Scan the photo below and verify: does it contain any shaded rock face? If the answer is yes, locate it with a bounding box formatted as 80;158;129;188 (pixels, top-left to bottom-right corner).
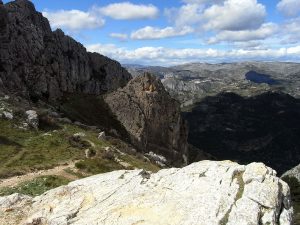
0;0;131;101
0;161;293;225
183;91;300;175
105;73;188;165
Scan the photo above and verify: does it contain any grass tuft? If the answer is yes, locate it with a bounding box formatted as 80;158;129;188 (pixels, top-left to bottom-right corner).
0;175;70;196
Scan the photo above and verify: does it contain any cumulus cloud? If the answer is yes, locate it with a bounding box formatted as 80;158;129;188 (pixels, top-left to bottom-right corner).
131;26;194;40
97;2;159;20
110;33;128;41
277;0;300;17
208;23;278;44
203;0;266;31
86;43;300;65
43;10;105;31
280;17;300;44
166;0;266;34
165;3;203;27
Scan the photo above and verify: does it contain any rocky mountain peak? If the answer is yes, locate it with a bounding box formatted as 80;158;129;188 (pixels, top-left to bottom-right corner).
0;0;131;101
0;0;188;166
9;0;36;14
105;73;189;165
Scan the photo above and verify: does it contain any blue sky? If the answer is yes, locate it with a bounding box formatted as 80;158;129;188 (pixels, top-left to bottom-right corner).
4;0;300;65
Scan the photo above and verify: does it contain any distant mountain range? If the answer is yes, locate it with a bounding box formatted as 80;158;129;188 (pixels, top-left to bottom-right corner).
125;62;300;107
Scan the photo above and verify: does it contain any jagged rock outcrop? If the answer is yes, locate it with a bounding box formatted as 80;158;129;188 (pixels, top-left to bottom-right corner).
104;73;188;165
0;161;293;225
0;0;131;101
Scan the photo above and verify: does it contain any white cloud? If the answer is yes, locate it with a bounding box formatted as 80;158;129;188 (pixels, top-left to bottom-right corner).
203;0;266;31
182;0;224;4
110;33;128;41
165;0;266;34
97;2;159;20
131;26;194;40
280;17;300;44
43;10;105;31
277;0;300;17
208;23;278;43
287;45;300;54
233;41;263;49
165;3;203;27
86;43;300;65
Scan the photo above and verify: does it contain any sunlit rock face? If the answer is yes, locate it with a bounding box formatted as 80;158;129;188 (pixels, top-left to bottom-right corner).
0;161;293;225
105;73;188;165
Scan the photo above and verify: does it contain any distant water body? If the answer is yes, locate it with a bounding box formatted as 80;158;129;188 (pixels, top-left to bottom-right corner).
245;71;279;85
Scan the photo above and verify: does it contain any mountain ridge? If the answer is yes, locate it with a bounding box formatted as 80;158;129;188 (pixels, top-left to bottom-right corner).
125;61;300;107
0;0;131;102
0;0;189;166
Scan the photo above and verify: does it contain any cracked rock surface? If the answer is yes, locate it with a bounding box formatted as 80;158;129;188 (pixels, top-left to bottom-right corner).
0;161;293;225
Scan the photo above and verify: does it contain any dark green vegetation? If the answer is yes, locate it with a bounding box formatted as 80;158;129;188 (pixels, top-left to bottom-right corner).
282;176;300;224
183;91;300;175
0;175;70;196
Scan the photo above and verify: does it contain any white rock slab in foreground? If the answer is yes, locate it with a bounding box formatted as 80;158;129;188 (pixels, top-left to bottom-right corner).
0;161;293;225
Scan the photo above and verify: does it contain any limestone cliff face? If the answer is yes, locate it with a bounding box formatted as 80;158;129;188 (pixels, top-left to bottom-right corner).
104;73;188;165
0;0;131;101
0;161;293;225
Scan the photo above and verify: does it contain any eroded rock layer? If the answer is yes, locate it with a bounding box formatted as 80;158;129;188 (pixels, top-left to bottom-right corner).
0;161;293;225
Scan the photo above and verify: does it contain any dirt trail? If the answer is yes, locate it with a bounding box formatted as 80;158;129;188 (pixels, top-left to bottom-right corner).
0;161;80;188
